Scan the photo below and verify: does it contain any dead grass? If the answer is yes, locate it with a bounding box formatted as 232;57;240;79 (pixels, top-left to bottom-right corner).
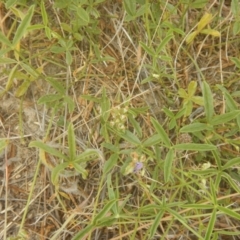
1;0;240;239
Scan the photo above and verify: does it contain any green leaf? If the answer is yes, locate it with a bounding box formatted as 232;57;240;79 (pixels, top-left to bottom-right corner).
173;143;216;151
68;123;76;161
123;0;136;16
5;0;18;9
53;0;69;9
149;209;165;238
202;81;214;122
66;51;72;66
5;64;18;92
178;88;188;98
20;62;40;78
64;96;75;113
183;101;193;117
50;46;65;53
80;95;100;102
182;204;213;209
102;142;119;153
186;31;198;44
222;157;240;170
77;7;90;23
217;84;238;110
72;224;94;240
180;123;213;132
119;130;141;145
51;162;70;185
197;13;213;32
40;0;48;26
128;114;142;138
0;31;12;47
188;81;197;97
191;96;204;105
27;24;45;31
205;208;217;240
15;80;31;97
29;141;68;161
233;21;240;35
74;149;102;164
151;117;171;147
46;77;65;94
12;5;35;46
189;0;208;9
72;162;88;179
162;107;174;118
37;94;63;104
93;199;117;224
139;42;155;56
221;172;240;193
200;29;220;37
142;134;162;147
164;149;174;183
168;208;203;239
210;110;240;125
231;0;239;16
95;217;116;227
230;57;240;69
156;33;173;54
103;153;119;175
218;206;240;221
0;57;16;64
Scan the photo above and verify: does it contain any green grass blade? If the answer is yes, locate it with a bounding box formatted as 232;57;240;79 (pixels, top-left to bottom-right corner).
51;162;70;185
0;31;12;47
180;123;213;132
149;209;165;238
119;130;141;145
123;0;136;16
103;153;119;175
74;149;101;163
128;114;142;138
151;117;171;147
156;33;173;54
164;149;174;183
37;94;63;104
40;0;48;26
218;206;240;220
29;141;68;161
142;134;162;147
93;199;117;224
68;123;76;161
173;143;216;151
72;224;94;240
12;5;35;46
46;77;65;94
202;81;214;122
222;157;240;170
205;208;217;240
210;110;240;125
15;79;31;97
168;208;204;239
72;162;88;179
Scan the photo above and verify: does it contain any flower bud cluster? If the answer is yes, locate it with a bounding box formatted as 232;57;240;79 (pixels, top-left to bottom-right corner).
109;106;129;131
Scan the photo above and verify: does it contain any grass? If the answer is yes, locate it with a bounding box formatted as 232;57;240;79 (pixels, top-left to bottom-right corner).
0;0;240;239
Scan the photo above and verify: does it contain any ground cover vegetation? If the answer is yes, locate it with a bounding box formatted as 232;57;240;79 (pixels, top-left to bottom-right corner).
0;0;240;239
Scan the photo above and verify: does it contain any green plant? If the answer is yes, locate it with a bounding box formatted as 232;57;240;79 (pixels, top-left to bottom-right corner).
178;81;204;117
185;12;220;44
29;123;102;187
